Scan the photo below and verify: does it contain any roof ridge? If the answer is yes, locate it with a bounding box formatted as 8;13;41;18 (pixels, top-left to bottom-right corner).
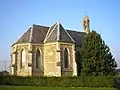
14;27;31;45
44;23;56;43
33;24;49;28
59;24;75;42
29;25;34;43
44;23;57;43
32;24;83;33
57;22;60;41
64;29;75;42
66;29;84;33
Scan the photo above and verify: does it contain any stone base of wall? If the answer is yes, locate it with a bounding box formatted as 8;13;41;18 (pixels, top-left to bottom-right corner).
17;69;30;76
32;72;44;76
32;69;44;76
61;70;73;76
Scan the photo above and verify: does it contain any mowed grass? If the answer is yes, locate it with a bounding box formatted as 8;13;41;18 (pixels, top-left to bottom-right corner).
0;86;115;90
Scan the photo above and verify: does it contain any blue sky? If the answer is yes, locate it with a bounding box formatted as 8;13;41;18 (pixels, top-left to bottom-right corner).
0;0;120;70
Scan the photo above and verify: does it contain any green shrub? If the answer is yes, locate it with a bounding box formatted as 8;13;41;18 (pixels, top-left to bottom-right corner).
0;75;119;87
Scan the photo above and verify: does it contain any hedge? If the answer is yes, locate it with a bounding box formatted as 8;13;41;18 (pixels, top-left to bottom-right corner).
0;75;119;87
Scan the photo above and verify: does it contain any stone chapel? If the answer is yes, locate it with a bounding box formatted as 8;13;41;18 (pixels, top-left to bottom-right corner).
10;16;90;76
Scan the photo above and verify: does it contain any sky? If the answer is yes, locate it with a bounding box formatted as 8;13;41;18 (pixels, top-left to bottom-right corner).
0;0;120;70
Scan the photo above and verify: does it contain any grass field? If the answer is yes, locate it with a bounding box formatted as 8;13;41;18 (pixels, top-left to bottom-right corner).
0;86;115;90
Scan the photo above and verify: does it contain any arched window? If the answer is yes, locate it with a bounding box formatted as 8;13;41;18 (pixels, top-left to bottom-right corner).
36;49;40;69
20;49;26;69
64;48;68;68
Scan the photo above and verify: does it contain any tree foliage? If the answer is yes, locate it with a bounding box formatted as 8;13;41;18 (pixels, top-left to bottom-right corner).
81;30;117;76
75;51;82;76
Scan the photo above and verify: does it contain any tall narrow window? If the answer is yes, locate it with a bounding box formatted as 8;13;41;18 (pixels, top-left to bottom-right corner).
20;49;26;69
12;54;15;64
36;49;40;69
64;48;68;68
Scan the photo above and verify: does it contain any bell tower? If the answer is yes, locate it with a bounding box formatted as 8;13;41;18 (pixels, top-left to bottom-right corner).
82;15;90;34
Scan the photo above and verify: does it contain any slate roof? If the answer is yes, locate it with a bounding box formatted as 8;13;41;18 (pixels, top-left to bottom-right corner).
30;25;49;43
13;23;84;46
67;30;84;46
15;27;31;44
44;23;75;43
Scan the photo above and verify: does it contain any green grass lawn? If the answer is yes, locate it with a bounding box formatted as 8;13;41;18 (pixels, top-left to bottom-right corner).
0;86;115;90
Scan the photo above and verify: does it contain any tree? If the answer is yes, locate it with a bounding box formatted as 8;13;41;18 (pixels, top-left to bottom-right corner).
81;30;117;76
75;51;82;76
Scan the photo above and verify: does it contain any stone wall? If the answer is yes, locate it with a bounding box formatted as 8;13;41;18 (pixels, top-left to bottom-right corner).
10;43;31;76
10;42;77;77
44;42;61;76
